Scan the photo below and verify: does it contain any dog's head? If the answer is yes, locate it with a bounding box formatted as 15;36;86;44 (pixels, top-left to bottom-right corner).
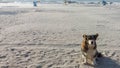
83;33;99;48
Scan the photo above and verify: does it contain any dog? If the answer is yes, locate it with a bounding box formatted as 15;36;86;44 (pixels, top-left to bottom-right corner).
81;33;102;66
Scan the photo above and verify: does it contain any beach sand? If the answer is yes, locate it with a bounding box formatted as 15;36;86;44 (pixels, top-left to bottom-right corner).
0;4;120;68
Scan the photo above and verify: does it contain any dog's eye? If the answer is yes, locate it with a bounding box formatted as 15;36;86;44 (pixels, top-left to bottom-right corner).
93;36;97;39
87;36;92;40
92;36;95;39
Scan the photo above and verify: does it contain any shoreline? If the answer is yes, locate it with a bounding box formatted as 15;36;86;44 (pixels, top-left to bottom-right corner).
0;2;120;8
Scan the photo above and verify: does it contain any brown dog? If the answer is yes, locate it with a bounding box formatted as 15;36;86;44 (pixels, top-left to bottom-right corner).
81;33;102;66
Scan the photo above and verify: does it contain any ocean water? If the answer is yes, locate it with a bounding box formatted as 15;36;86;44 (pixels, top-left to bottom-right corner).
0;0;120;3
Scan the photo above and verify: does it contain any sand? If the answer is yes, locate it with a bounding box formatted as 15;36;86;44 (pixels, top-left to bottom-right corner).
0;4;120;68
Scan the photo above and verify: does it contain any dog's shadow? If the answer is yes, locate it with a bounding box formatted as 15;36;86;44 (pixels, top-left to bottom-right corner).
95;57;120;68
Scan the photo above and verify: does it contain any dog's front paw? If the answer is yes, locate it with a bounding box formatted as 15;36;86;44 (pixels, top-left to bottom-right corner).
82;61;88;65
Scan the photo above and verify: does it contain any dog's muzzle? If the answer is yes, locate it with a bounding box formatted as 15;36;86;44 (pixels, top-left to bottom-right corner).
88;40;96;45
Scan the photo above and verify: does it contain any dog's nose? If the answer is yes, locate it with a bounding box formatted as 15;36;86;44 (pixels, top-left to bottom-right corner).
91;41;94;44
88;40;95;45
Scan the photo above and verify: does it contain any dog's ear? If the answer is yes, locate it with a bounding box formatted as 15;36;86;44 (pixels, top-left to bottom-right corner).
95;33;99;39
83;34;87;39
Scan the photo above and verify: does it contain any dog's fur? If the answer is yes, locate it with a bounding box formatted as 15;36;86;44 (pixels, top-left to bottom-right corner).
81;33;102;66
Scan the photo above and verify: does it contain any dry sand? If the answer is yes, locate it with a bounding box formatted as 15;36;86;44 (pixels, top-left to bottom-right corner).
0;4;120;68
